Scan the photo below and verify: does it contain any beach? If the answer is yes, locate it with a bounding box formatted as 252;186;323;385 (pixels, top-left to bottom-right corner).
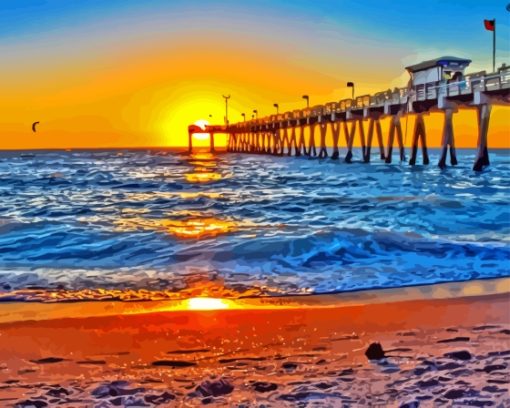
1;279;509;407
0;150;509;406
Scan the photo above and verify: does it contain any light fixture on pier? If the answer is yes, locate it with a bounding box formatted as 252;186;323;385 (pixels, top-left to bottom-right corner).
241;113;246;122
273;103;279;114
222;95;231;126
347;82;355;99
302;95;309;108
253;109;258;119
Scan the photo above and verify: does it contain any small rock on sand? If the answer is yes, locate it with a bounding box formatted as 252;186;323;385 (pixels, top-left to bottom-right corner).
195;378;234;397
252;382;278;393
444;350;472;360
365;343;386;360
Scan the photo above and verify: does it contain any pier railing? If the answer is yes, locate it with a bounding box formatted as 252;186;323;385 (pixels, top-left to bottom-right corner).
188;66;509;171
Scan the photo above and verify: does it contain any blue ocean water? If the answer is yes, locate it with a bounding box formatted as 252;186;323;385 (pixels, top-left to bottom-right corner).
0;149;508;301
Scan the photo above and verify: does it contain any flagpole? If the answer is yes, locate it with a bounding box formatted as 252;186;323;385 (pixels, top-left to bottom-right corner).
493;19;496;72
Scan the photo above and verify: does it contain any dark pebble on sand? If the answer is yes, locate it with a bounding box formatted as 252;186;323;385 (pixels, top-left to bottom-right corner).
145;391;175;404
499;329;510;335
218;357;265;364
487;378;509;384
460;399;494;407
365;343;386;360
338;368;354;376
15;400;48;408
487;350;510;357
444;389;466;399
151;360;196;368
417;378;439;388
29;357;65;364
483;364;506;373
437;337;470;343
201;397;214;404
438;362;462;371
46;387;70;397
282;362;298;370
482;385;507;393
444;350;471;360
195;378;233;397
399;401;420;408
473;325;499;331
314;382;335;390
277;391;343;401
92;382;144;398
252;381;278;393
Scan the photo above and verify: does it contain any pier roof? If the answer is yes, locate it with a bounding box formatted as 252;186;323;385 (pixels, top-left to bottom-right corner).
405;56;471;73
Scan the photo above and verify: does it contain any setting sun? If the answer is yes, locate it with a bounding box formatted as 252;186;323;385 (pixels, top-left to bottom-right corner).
193;119;211;141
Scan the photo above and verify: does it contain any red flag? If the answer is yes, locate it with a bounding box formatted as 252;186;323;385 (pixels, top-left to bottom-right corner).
484;19;495;31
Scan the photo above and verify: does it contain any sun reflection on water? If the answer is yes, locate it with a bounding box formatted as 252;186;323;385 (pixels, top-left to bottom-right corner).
114;216;240;239
184;172;222;183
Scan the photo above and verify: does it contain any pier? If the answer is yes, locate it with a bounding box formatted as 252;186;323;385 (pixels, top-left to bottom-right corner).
188;57;509;171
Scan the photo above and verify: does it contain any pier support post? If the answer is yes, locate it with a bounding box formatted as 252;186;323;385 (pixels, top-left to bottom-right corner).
318;124;328;158
188;131;193;153
271;130;279;156
385;113;406;163
282;128;291;155
344;120;357;163
409;113;430;165
438;108;457;169
331;122;340;159
376;119;385;160
290;127;297;156
473;104;491;171
296;126;305;156
364;117;385;162
364;118;375;163
210;133;215;153
307;125;317;157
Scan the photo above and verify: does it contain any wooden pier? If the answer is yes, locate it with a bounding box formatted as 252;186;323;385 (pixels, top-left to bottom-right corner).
188;57;509;171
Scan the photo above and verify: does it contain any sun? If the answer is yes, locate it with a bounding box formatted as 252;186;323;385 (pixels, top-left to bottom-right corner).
193;119;210;140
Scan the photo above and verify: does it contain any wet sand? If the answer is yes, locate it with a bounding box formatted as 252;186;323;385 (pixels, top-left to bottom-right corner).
0;280;509;407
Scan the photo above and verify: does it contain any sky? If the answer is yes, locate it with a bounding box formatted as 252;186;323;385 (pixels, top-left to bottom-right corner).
0;0;508;149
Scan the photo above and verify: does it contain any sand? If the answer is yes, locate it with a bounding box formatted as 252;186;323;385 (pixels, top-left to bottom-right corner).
0;279;509;407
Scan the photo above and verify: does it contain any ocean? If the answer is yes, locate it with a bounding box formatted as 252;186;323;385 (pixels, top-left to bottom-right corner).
0;148;508;302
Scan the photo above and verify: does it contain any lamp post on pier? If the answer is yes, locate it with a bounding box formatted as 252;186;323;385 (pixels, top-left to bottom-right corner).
347;82;355;99
302;95;309;108
241;113;246;122
253;109;258;119
222;94;230;126
273;103;279;114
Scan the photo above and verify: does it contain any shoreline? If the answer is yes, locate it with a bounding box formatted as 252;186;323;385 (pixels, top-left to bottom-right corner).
0;276;508;324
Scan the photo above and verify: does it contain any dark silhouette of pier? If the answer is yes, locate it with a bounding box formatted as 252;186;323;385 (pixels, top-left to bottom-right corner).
188;58;509;171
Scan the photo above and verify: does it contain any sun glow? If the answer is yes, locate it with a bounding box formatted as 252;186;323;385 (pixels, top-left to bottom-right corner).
193;119;210;141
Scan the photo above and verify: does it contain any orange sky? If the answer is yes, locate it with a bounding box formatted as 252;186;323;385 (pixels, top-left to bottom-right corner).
0;2;508;149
